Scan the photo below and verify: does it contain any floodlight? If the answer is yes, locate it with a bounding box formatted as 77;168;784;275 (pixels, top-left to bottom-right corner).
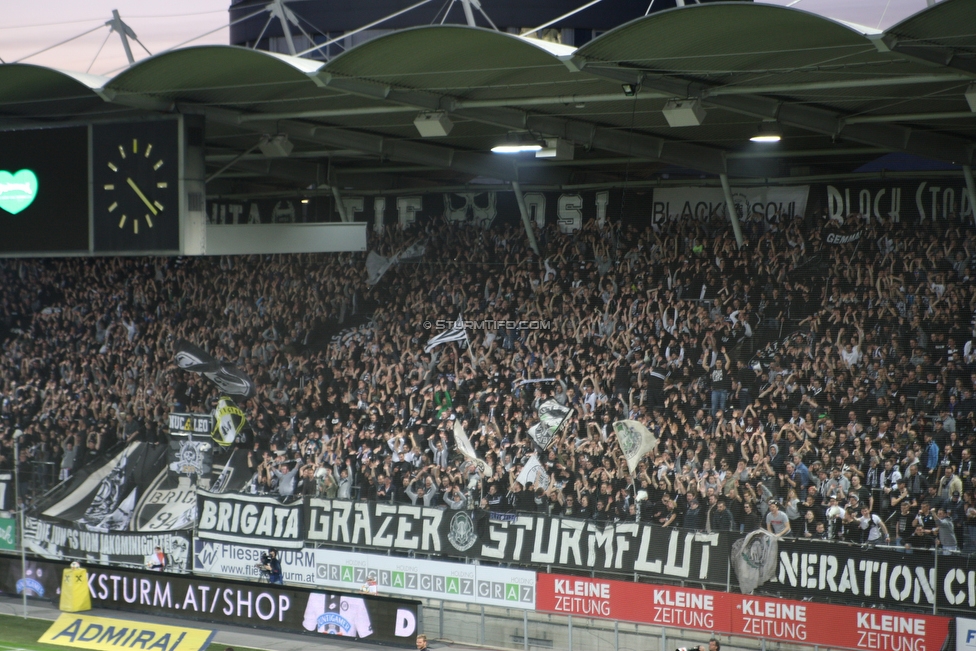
750;123;782;143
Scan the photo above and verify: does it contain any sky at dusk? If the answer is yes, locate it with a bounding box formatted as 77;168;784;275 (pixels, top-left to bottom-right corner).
1;0;936;78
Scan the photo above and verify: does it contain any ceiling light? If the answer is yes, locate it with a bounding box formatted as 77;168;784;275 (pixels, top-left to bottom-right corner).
535;138;574;160
491;144;543;154
258;134;293;158
750;123;782;143
966;83;976;113
491;132;544;154
413;111;454;137
622;84;639;97
662;99;706;127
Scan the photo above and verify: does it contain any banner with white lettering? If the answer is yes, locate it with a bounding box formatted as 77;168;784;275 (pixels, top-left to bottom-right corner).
0;554;420;647
810;179;974;224
192;540;536;609
650;186;809;229
197;491;304;550
761;538;976;615
0;471;11;511
21;516;191;570
305;499;729;584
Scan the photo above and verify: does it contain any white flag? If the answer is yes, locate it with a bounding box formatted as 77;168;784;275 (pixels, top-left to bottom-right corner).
366;241;426;286
425;315;468;353
731;529;778;594
516;454;550;490
528;400;572;449
612;419;658;474
453;421;492;478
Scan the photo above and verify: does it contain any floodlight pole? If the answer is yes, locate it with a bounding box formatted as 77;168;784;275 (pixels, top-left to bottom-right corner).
106;9;136;65
963;165;976;227
512;181;541;255
13;431;27;619
719;173;745;249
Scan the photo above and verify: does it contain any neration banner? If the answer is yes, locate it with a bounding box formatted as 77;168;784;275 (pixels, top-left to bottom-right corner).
22;516;191;570
196;491;304;550
304;498;730;585
761;538;976;615
193;540;536;609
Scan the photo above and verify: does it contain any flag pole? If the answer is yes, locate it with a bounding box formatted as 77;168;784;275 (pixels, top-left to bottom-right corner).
462;314;477;368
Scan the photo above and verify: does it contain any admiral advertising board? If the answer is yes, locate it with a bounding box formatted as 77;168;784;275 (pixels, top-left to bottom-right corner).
536;573;951;651
0;554;420;647
192;540;535;609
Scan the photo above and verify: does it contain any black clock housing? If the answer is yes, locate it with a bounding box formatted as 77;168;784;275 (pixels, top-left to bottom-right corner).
93;119;180;252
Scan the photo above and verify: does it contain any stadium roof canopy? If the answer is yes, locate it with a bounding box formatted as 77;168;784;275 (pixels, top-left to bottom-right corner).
0;0;974;199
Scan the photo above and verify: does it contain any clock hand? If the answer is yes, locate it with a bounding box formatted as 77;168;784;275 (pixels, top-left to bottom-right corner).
126;177;158;216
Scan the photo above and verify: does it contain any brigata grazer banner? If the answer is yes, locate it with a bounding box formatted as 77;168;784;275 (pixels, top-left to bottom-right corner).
192;540;536;609
304;498;730;584
536;573;951;651
196;491;304;549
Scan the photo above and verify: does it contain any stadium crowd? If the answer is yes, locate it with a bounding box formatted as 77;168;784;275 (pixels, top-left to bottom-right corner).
1;205;976;554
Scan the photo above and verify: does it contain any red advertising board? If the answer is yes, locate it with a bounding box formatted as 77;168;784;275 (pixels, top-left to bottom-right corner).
536;573;950;651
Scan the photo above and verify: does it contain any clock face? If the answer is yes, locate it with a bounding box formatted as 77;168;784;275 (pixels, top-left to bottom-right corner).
93;120;180;252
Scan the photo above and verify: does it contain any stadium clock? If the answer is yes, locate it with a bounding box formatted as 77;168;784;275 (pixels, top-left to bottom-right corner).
92;120;180;252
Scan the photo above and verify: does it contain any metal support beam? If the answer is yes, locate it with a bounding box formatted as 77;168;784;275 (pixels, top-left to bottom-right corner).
314;72;728;174
329;167;349;222
964;165;976;226
106;10;136;65
882;35;976;77
194;105;543;184
720;173;744;249
577;63;975;166
459;0;477;26
512;181;541;255
267;0;298;56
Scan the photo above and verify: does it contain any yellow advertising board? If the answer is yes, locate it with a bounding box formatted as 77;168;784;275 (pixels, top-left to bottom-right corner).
39;613;215;651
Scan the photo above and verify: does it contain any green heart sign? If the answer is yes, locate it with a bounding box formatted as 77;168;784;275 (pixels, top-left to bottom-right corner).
0;169;39;215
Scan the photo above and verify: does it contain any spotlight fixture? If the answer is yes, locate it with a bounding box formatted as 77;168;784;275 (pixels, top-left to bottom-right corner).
621;83;639;97
966;82;976;113
535;138;574;160
662;99;706;127
491;132;543;154
413;111;454;137
750;123;782;143
258;134;294;158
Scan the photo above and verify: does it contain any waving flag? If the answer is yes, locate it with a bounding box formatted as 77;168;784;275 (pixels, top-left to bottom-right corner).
175;339;256;399
613;419;658;474
425;315;468;353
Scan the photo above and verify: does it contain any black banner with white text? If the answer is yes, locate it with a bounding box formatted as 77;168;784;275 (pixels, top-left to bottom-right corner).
760;538;976;615
304;498;730;585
